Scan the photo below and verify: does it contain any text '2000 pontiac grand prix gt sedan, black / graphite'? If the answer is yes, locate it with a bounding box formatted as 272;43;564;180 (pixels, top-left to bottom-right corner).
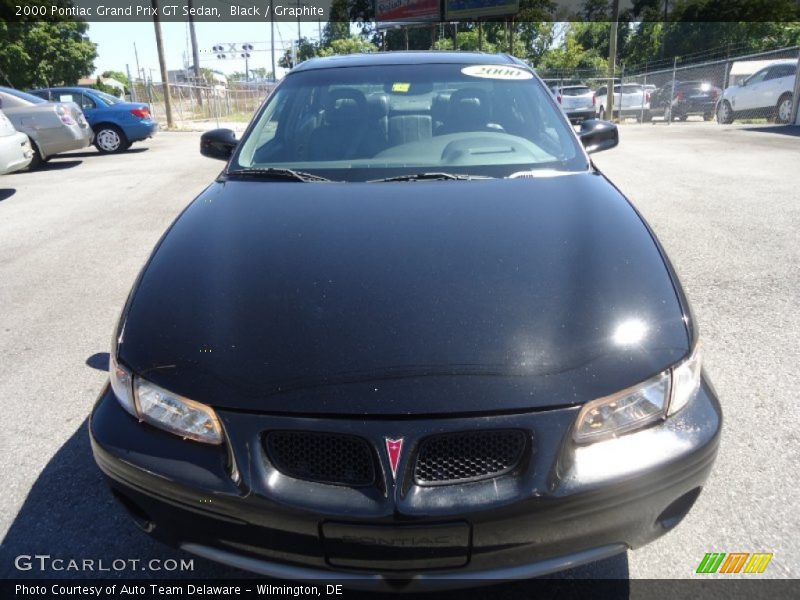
89;52;721;588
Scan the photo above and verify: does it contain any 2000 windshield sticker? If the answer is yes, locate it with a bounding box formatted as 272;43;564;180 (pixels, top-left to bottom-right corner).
461;65;534;80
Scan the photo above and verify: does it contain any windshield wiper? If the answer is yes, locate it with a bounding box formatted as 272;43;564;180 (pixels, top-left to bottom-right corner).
368;172;492;183
226;168;333;182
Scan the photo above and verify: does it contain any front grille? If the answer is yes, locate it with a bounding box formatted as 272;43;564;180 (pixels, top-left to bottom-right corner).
265;431;376;486
414;430;527;485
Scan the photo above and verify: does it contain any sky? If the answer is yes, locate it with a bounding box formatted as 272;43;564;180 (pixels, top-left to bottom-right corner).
88;21;331;80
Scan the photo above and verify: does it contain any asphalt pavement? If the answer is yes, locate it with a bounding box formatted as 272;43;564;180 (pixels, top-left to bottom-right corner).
0;123;797;588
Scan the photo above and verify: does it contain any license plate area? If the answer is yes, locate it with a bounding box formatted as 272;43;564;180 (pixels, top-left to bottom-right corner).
321;521;471;570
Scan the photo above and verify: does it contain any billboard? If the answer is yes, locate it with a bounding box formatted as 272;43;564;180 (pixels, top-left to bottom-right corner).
375;0;441;22
444;0;520;20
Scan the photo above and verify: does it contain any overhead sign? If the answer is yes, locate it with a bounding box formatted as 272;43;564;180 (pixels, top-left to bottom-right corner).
375;0;441;22
444;0;520;20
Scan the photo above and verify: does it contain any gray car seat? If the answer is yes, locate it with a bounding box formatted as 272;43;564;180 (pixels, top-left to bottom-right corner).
309;89;369;161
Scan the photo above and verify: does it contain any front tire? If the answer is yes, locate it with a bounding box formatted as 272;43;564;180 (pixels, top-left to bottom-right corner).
27;138;43;170
775;93;793;124
716;100;734;124
94;125;128;154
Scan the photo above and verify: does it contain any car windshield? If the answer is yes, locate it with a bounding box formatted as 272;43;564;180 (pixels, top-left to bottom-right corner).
562;86;591;96
0;87;47;105
232;62;586;182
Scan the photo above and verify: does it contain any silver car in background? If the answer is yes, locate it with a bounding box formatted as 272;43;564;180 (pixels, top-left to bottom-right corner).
595;84;653;122
551;85;596;123
0;109;33;175
0;87;93;169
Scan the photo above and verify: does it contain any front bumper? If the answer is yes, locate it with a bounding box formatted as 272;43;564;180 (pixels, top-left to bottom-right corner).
89;377;721;587
0;131;33;174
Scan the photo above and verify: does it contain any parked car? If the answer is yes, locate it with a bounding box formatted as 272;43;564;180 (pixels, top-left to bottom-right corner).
0;87;92;169
90;52;720;586
0;109;33;174
716;59;797;124
595;83;652;121
29;87;158;153
650;80;722;121
550;84;596;123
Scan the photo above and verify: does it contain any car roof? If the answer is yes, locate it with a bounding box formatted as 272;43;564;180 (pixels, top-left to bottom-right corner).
292;51;520;72
31;86;96;92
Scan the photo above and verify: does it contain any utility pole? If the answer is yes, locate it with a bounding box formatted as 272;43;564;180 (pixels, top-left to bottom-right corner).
134;42;142;85
187;0;202;105
152;0;174;128
126;64;136;101
660;0;669;60
606;0;620;121
270;0;276;80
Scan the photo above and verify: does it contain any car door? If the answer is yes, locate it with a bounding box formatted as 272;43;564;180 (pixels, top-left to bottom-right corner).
761;64;796;108
76;92;99;126
734;68;769;111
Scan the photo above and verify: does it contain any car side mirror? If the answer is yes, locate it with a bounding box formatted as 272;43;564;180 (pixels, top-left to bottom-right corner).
579;119;619;154
200;128;237;161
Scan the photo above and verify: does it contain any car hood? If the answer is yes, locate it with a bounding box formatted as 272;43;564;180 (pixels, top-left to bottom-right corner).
118;174;690;415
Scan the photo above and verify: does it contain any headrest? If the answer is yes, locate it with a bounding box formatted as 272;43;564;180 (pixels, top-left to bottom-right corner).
324;88;367;125
367;93;389;119
449;87;490;110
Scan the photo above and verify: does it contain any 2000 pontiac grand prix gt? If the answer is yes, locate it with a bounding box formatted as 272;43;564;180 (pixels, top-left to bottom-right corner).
90;53;721;586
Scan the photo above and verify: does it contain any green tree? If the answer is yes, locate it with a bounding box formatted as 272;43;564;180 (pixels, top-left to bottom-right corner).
278;37;319;69
537;26;608;76
317;36;377;57
0;20;96;88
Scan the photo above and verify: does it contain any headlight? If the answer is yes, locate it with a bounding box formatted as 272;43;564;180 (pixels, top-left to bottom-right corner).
573;371;670;443
109;354;136;417
134;378;223;445
573;343;703;443
668;343;702;416
108;356;223;445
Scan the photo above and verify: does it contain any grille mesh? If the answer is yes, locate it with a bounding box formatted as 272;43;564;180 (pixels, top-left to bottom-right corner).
414;430;527;484
265;431;375;486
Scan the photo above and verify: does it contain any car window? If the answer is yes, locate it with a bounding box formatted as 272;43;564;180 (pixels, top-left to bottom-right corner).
620;85;642;94
92;90;124;105
766;64;796;80
79;94;97;109
562;86;591;96
233;63;587;181
745;69;769;85
596;87;607;96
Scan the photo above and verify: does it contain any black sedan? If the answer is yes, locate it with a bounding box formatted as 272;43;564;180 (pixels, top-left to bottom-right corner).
90;52;721;588
650;80;722;122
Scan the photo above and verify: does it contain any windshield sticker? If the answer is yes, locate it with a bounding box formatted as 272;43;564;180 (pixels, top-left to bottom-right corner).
392;82;411;93
461;65;533;80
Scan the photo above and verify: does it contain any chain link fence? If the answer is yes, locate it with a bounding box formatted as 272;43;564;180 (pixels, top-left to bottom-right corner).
128;81;276;130
538;45;799;126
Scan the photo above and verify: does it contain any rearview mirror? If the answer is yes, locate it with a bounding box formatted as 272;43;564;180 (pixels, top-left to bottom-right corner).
200;128;237;161
579;119;619;154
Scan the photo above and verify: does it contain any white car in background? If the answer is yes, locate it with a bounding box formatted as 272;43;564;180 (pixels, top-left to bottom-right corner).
717;59;797;124
0;109;33;175
550;84;596;123
594;83;652;122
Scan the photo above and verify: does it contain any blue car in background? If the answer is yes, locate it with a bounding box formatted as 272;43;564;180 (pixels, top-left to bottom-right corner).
29;87;158;153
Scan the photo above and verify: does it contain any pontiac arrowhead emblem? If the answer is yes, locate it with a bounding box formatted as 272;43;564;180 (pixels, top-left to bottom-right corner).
385;438;404;481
